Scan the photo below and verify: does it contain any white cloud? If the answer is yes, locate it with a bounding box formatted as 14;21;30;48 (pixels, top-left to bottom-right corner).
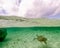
25;0;60;18
0;0;60;18
0;0;34;17
0;0;20;16
18;0;34;17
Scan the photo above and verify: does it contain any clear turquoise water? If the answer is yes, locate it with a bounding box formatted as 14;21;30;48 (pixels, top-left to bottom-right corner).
1;27;60;48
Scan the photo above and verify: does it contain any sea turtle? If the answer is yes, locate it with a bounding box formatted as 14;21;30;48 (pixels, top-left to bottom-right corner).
34;35;47;44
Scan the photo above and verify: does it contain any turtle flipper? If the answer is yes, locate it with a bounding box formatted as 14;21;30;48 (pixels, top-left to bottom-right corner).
44;41;47;44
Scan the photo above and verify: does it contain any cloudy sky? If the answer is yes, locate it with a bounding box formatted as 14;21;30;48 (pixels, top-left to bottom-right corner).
0;0;60;19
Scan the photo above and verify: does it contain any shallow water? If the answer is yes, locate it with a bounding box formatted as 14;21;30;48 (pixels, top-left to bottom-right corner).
1;27;60;48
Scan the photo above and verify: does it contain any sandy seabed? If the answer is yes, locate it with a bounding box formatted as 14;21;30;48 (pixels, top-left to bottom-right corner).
1;27;60;48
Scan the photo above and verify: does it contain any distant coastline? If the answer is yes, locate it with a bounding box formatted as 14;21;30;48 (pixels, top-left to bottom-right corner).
0;16;60;28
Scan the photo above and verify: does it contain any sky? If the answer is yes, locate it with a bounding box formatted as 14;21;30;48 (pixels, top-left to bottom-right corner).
0;0;60;19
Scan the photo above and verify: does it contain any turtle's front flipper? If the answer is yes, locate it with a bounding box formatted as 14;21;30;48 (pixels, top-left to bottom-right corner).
44;41;47;44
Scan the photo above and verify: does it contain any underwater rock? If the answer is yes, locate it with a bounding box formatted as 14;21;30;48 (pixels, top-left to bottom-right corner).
0;28;7;42
34;35;47;44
